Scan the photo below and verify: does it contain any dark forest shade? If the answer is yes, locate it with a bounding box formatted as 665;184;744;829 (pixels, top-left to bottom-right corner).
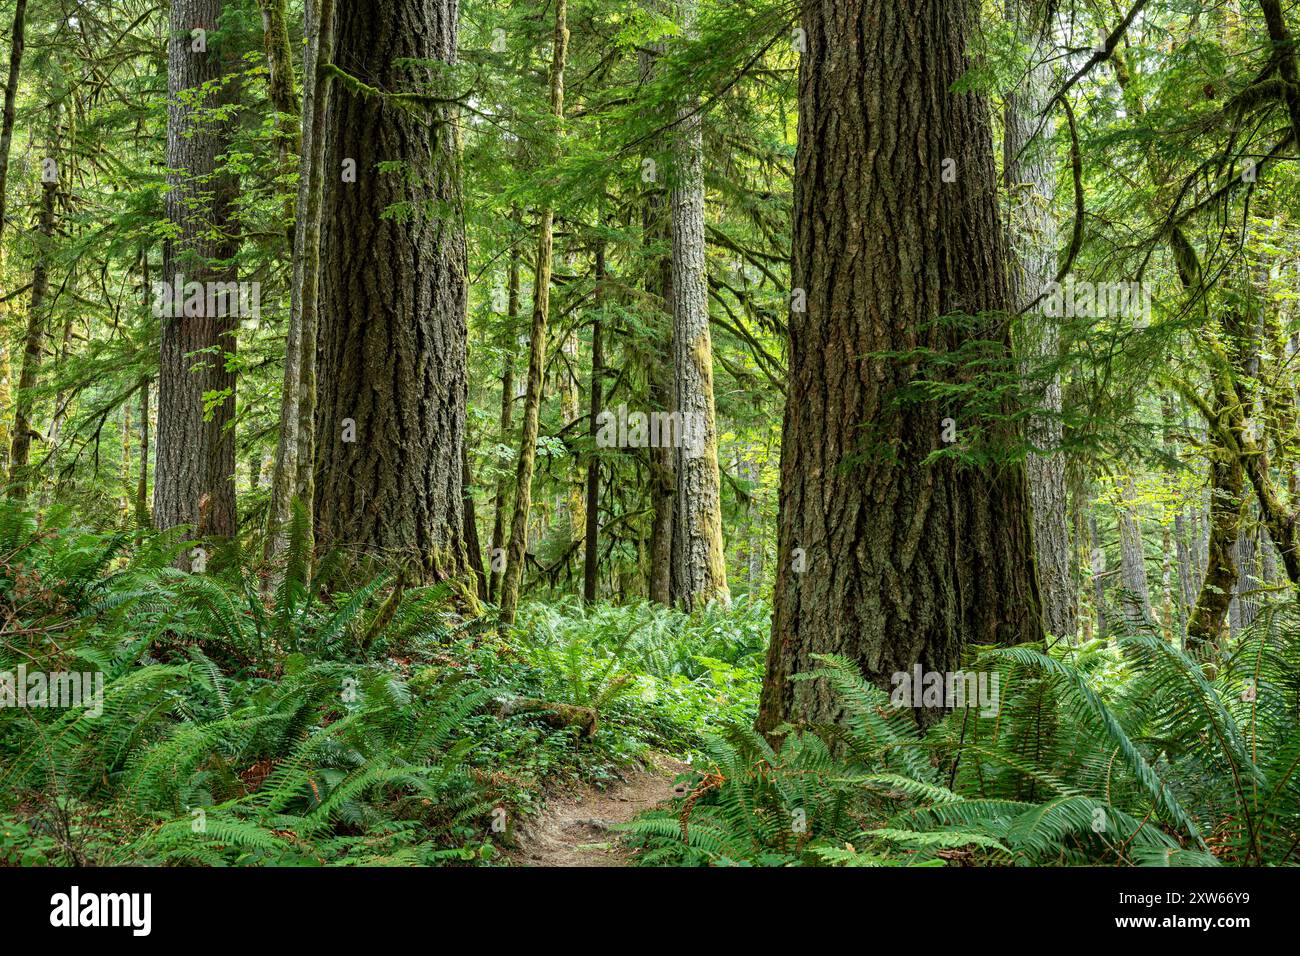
757;0;1043;733
312;0;469;579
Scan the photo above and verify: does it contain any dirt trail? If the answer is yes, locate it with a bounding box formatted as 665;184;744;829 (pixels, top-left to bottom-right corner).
513;753;690;867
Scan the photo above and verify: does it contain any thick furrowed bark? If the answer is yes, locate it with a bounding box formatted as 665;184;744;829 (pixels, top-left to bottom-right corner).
758;0;1043;734
154;0;240;551
313;0;467;581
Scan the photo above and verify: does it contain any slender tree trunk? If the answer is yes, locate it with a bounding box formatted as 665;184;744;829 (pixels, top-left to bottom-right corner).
648;370;676;603
1188;305;1300;619
1160;523;1175;640
255;0;300;195
1118;41;1296;600
266;0;336;561
1215;311;1300;586
1076;502;1094;641
291;0;335;534
7;129;56;498
557;328;585;549
1230;518;1262;635
1192;508;1208;591
463;441;486;599
741;446;764;590
670;0;729;611
40;309;74;508
122;358;137;514
1089;512;1110;639
489;241;521;603
1233;429;1300;586
1163;393;1196;629
0;0;26;247
154;0;240;552
0;0;21;472
640;29;675;606
1004;3;1074;641
1174;507;1195;624
313;0;468;579
499;0;568;627
1116;483;1155;633
1258;0;1300;152
583;242;606;603
757;0;1043;733
1188;384;1245;655
1262;527;1281;587
136;377;151;543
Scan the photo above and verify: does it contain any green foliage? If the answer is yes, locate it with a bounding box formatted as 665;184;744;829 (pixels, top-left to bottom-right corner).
510;597;764;755
0;499;505;865
0;497;759;865
624;630;1300;867
4;495;1299;867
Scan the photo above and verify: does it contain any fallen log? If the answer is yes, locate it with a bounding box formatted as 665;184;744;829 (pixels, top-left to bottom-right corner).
491;696;598;738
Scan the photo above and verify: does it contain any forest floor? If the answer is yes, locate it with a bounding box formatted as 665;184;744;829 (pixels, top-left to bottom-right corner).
511;752;690;867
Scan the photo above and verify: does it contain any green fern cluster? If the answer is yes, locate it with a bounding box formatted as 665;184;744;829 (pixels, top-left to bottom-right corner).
509;597;764;754
0;499;499;866
624;615;1300;867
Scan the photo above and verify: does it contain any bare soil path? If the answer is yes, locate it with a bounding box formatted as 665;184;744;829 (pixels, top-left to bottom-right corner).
513;752;690;867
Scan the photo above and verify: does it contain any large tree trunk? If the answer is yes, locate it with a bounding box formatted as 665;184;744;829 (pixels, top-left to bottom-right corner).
498;0;568;626
669;0;730;611
757;0;1043;734
1004;6;1074;642
154;0;240;551
313;0;468;580
265;0;336;561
